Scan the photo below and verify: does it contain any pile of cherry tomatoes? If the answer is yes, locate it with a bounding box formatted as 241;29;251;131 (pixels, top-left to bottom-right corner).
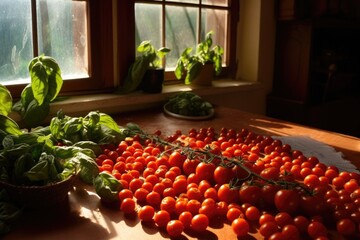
96;127;360;239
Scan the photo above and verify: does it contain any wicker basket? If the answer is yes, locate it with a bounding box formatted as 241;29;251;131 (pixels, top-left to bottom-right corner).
0;175;76;209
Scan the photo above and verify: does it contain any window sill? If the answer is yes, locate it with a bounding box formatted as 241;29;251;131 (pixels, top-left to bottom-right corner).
10;79;262;123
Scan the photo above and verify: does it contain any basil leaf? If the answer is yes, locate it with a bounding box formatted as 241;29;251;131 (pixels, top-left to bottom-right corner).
0;85;12;116
19;84;33;109
13;153;34;184
64;117;83;135
78;154;99;184
94;172;122;202
98;113;120;133
21;100;50;128
30;61;48;106
0;115;22;136
73;141;102;156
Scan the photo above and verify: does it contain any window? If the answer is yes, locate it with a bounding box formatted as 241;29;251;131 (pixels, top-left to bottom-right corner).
1;0;114;97
134;0;239;80
1;0;239;97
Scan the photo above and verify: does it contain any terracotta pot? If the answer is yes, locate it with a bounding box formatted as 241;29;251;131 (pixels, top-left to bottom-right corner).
191;63;214;86
141;68;164;93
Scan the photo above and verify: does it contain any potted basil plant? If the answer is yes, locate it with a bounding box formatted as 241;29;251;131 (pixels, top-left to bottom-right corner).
174;31;223;86
137;41;170;93
118;41;170;94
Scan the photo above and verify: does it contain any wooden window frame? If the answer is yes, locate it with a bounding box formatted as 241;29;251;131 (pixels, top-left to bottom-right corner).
130;0;239;81
6;0;239;98
7;0;116;98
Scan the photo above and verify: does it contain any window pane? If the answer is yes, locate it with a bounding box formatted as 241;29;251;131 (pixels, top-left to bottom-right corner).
0;0;33;85
37;0;89;80
135;3;162;52
202;0;228;7
201;8;228;64
165;6;198;68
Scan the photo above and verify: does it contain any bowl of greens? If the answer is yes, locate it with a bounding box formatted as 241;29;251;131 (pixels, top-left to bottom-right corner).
163;92;214;120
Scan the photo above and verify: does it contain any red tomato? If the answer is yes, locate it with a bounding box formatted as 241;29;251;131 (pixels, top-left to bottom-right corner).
259;221;280;238
274;212;293;228
336;218;356;236
191;214;209;232
260;167;280;180
245;206;261;222
307;221;328;239
134;188;149;202
173;177;187;195
166;220;184;237
146;191;161;207
231;218;250;237
120;198;136;214
293;215;309;234
239;184;261;206
154;210;170;227
218;184;239;204
182;158;200;176
274;189;300;215
160;196;176;214
195;162;216;183
226;207;243;222
178;211;193;229
186;199;201;215
259;213;275;225
138;205;155;222
118;189;133;202
214;166;235;184
168;151;186;168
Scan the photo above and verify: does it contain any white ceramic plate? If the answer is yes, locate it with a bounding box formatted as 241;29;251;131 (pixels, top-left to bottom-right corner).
163;103;215;120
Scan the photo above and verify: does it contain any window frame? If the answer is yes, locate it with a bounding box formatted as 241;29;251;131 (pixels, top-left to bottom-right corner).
5;0;239;98
132;0;239;82
6;0;116;98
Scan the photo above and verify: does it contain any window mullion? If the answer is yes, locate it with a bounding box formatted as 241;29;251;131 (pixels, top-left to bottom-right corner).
198;0;202;43
31;0;39;56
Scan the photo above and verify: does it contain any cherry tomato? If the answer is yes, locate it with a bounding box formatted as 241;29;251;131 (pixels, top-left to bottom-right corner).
195;162;216;183
274;212;293;228
154;210;170;227
245;206;261;222
160;196;176;214
178;211;193;229
191;214;209;232
214;166;234;185
274;189;300;215
138;205;155;222
120;198;136;214
166;220;184;237
259;221;280;238
239;184;261;206
227;207;243;222
218;183;239;204
281;224;300;240
307;221;328;239
168;151;186;168
182;158;200;175
231;218;250;237
146;191;161;207
293;215;309;234
336;218;356;236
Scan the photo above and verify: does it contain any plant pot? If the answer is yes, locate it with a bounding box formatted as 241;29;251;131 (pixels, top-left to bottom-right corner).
191;63;214;86
141;68;164;93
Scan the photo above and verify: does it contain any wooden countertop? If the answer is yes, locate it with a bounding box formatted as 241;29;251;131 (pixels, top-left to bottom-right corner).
4;106;360;240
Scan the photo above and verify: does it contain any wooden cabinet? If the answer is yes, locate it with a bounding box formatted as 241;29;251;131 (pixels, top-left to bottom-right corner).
267;1;360;137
